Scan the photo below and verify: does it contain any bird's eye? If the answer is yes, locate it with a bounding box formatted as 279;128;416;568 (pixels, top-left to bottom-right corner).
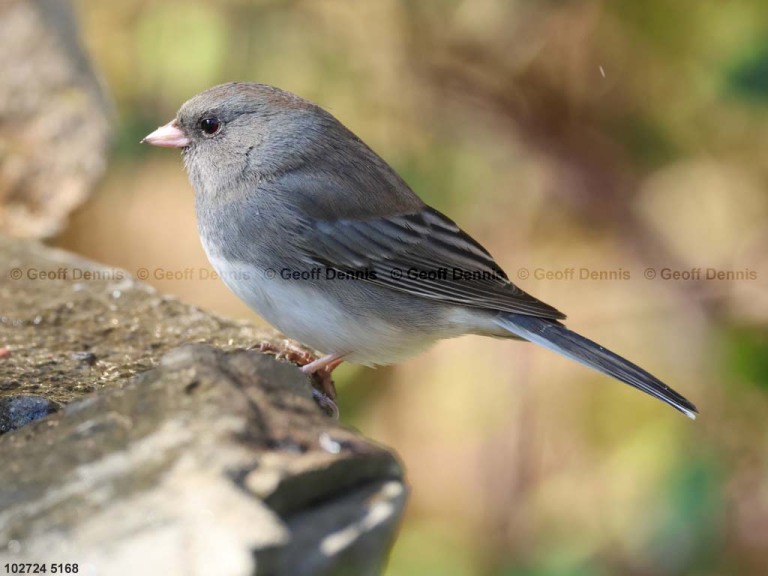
200;116;222;135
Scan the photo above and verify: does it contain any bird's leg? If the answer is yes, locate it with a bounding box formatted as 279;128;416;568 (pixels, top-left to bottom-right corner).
301;354;342;420
257;341;342;418
301;353;344;376
302;353;344;416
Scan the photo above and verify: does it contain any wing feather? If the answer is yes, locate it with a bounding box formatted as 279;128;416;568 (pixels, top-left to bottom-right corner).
300;207;565;320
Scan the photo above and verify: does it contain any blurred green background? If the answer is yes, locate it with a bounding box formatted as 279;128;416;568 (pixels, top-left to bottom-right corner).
59;1;768;574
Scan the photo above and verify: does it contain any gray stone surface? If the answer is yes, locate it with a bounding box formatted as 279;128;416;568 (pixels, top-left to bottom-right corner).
0;394;61;433
0;235;275;405
0;236;406;575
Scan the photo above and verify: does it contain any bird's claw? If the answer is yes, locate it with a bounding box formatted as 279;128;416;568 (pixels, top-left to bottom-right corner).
258;340;339;417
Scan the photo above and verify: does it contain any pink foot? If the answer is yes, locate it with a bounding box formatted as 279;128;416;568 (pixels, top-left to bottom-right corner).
258;340;317;366
258;341;344;418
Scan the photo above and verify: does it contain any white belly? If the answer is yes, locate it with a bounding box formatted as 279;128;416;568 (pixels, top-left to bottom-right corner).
205;255;442;366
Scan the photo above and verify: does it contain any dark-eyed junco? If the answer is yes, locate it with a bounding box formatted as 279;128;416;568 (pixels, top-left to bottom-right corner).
143;82;697;419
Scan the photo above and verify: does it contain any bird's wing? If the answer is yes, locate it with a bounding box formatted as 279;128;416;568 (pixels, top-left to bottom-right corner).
297;206;565;319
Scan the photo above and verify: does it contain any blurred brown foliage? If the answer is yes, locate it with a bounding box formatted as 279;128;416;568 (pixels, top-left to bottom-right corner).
47;0;768;574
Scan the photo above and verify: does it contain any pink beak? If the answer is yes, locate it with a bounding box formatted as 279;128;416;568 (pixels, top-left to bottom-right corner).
142;120;190;148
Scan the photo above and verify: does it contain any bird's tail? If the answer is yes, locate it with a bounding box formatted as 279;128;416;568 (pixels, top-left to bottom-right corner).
494;314;698;419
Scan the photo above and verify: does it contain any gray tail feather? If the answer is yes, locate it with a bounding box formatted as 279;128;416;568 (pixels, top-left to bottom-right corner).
494;314;698;419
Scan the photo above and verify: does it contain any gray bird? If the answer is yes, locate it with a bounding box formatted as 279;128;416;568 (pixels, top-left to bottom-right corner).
143;82;697;419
